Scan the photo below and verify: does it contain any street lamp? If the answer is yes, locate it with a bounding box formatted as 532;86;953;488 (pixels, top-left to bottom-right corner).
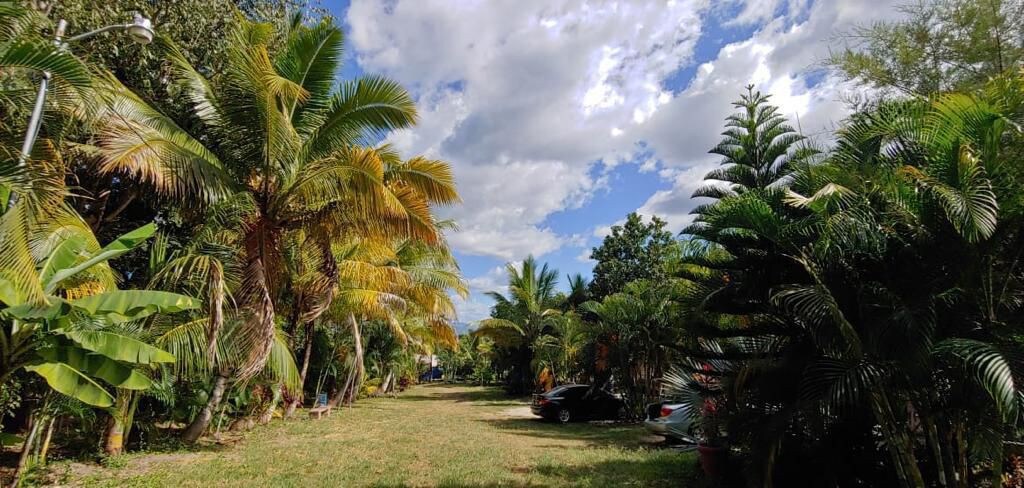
9;14;155;208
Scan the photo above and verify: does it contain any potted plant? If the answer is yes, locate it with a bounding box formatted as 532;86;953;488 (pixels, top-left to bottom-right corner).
696;397;728;478
662;363;729;478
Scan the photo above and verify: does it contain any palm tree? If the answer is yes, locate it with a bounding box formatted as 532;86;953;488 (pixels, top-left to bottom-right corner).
564;273;590;310
533;312;586;384
93;15;450;385
474;256;561;393
318;231;465;408
580;280;682;415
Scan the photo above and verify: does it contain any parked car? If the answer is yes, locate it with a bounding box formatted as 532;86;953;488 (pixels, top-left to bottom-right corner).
644;402;696;443
530;384;626;423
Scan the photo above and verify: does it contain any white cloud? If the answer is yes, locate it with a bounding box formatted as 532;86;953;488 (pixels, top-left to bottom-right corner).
348;0;711;259
465;265;510;296
348;0;907;320
635;162;718;233
628;0;899;228
453;263;518;326
592;224;614;239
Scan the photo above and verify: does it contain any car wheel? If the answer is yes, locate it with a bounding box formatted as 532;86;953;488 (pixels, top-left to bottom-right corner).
557;408;572;424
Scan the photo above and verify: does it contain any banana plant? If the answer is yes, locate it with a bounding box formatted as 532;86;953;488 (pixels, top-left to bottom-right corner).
0;222;199;407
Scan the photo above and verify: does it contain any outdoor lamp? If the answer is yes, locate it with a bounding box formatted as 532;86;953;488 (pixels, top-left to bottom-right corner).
7;13;156;209
127;14;155;45
66;13;156;45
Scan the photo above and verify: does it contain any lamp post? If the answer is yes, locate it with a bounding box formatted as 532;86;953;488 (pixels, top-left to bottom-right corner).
9;14;154;209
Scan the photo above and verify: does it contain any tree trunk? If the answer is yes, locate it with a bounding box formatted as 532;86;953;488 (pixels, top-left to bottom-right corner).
870;391;925;488
379;371;394;396
11;413;40;488
207;262;225;363
103;392;133;456
38;418;55;465
183;371;229;443
285;322;315;417
346;313;365;406
237;221;278;381
257;384;281;425
922;414;949;488
328;359;356;408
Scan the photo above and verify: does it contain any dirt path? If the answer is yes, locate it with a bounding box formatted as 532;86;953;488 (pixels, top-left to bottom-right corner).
59;384;694;487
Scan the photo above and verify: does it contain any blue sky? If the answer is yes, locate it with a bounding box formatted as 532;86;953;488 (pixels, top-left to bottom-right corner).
322;0;899;329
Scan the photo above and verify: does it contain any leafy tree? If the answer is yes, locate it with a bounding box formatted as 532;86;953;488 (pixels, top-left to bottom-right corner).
92;13;446;382
675;75;1024;486
829;0;1024;96
589;213;678;299
692;85;813;203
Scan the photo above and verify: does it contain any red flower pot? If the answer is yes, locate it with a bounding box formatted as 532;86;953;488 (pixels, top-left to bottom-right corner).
697;444;728;478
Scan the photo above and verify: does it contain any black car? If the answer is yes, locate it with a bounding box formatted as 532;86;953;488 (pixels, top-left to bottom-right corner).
530;384;626;423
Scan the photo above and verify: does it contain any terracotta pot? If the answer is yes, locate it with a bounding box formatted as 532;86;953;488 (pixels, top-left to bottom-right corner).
697;443;728;478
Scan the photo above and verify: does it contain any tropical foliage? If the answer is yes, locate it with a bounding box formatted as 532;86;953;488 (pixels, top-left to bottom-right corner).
0;2;464;484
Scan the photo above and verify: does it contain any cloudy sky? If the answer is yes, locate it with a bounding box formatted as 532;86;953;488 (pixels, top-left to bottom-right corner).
325;0;900;328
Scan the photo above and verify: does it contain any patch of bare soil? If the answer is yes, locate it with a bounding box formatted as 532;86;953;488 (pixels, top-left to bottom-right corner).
494;406;535;419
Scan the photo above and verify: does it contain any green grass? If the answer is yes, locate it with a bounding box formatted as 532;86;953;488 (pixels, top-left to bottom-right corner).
61;384;696;487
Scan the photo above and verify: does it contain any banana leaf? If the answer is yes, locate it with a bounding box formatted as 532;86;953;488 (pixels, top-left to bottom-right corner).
2;297;71;320
37;346;153;390
60;330;175;364
67;290;199;323
25;362;114;407
43;223;156;293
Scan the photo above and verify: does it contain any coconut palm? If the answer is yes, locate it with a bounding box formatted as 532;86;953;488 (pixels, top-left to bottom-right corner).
474;256;561;393
92;14;459;386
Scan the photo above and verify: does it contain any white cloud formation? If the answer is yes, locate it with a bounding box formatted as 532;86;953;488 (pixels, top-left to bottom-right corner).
454;264;514;329
628;0;900;230
347;0;711;260
347;0;907;321
635;162;718;233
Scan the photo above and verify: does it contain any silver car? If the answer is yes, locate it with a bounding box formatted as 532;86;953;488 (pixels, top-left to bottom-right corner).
643;403;696;442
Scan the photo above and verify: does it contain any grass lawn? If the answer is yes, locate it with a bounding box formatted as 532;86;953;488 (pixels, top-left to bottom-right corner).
54;384;696;487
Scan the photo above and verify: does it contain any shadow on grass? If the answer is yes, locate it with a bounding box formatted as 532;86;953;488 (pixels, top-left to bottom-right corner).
364;455;699;488
481;417;654;450
531;454;699;487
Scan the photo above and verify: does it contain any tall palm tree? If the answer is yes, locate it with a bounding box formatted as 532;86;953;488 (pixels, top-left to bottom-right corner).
93;15;449;383
474;256;561;393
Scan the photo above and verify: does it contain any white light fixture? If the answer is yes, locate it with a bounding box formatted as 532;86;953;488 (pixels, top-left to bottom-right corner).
127;14;155;45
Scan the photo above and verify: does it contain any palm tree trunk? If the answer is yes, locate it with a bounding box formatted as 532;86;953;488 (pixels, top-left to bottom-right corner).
237;222;278;381
285;322;315;417
257;384;280;425
183;370;229;443
922;413;949;488
207;262;225;362
346;313;365;406
870;391;925;488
